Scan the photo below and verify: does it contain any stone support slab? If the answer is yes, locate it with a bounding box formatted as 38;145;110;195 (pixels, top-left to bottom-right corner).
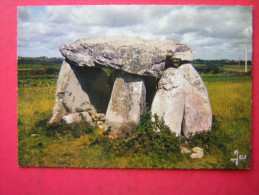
105;72;146;137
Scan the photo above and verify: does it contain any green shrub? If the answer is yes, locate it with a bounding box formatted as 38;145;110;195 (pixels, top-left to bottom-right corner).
90;108;181;158
46;119;94;139
186;117;232;153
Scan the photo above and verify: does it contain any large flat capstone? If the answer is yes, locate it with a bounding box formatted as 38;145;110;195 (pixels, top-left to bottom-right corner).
59;37;194;78
105;71;146;137
151;63;212;136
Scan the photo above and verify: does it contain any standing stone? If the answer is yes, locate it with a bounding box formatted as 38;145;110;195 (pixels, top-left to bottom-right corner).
49;60;73;124
49;60;113;124
105;72;146;137
181;64;212;136
151;67;185;136
151;63;212;136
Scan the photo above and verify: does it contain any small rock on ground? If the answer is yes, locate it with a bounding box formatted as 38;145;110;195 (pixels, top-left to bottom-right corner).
190;147;204;159
181;146;192;154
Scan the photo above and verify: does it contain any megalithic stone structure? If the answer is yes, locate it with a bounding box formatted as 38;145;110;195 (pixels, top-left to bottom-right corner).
50;37;212;137
105;72;146;137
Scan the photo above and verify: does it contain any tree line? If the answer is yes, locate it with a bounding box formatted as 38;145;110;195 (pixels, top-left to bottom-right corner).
18;56;252;66
193;59;252;66
18;56;64;66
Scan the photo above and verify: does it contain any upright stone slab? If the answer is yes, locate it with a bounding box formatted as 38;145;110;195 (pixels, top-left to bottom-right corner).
151;67;185;136
49;60;74;123
105;72;146;137
180;64;212;136
151;63;212;136
49;60;113;124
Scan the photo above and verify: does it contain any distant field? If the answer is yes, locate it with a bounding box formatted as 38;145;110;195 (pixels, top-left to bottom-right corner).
194;64;252;75
18;64;252;169
223;65;252;73
202;75;252;83
18;63;61;69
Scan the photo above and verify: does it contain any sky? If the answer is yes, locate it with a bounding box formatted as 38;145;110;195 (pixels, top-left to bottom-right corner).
17;5;253;60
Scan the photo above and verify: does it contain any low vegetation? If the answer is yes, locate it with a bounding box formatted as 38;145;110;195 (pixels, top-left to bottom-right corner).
18;58;252;169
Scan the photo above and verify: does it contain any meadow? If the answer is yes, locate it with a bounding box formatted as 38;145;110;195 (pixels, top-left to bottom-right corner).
18;63;252;169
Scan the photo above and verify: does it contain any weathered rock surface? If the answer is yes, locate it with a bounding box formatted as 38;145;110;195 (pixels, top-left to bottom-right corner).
92;113;106;128
105;71;146;137
181;146;192;154
151;63;212;136
181;65;213;136
49;60;113;124
61;112;93;125
190;147;204;159
59;37;194;78
49;60;74;123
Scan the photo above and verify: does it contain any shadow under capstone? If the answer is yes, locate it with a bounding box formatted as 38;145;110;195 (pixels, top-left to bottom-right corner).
70;64;114;114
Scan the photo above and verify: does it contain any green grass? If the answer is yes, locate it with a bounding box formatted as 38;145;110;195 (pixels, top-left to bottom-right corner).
202;75;252;83
18;64;252;169
223;65;252;73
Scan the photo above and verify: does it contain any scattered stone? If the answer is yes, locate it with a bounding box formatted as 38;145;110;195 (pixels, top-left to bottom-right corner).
192;147;204;153
59;37;194;78
98;125;105;129
94;113;105;121
61;112;93;125
105;71;146;136
181;146;192;154
97;121;104;126
190;147;204;159
91;113;106;127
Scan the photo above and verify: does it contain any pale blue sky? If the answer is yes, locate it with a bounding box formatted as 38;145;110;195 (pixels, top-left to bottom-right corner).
18;5;253;60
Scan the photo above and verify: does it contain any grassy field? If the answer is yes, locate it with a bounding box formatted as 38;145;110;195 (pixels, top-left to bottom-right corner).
18;64;252;169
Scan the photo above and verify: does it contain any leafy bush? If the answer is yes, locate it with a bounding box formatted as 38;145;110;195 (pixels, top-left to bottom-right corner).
46;119;94;139
90;108;181;157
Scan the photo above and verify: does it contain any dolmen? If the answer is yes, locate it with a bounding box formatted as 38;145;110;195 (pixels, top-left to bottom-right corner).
49;37;212;137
